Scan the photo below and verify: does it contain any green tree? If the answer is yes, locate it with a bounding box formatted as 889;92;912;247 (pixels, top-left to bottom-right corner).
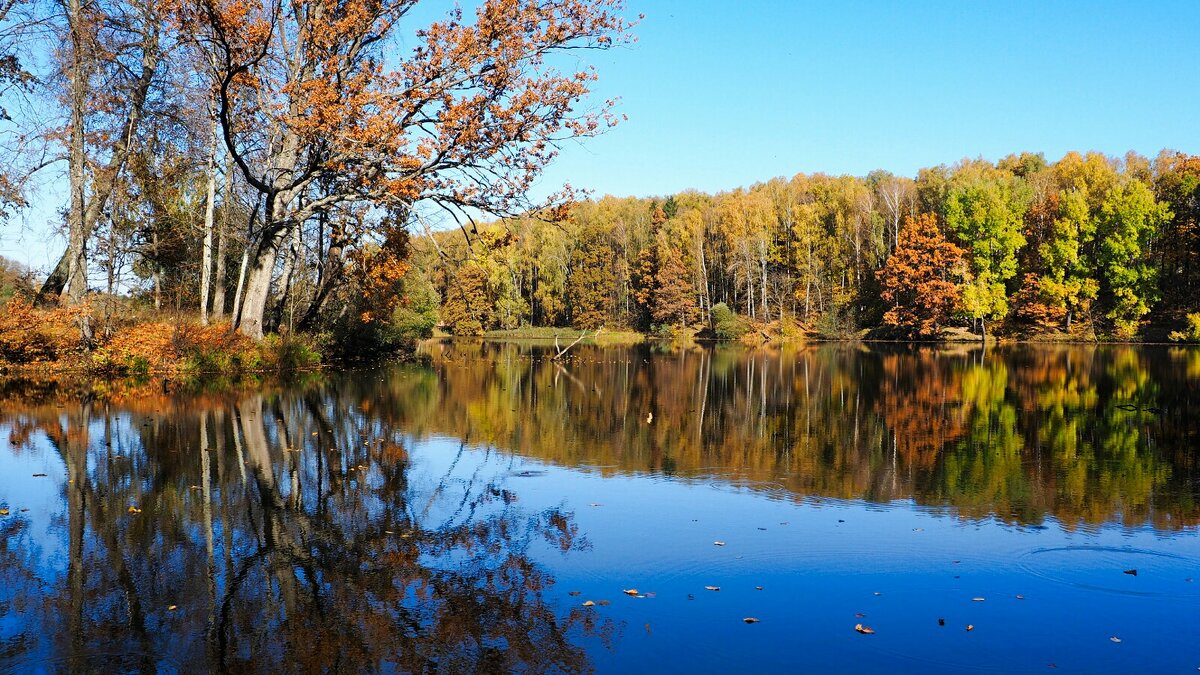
1097;180;1171;336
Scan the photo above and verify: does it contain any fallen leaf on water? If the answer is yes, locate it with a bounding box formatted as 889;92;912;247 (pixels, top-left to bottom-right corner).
645;623;652;634
623;589;639;596
0;509;9;516
32;473;47;477
1123;569;1138;576
167;605;177;611
582;600;595;607
873;592;882;596
597;600;611;606
127;506;142;514
1110;636;1121;643
743;617;760;624
713;541;726;546
1016;595;1025;600
966;624;974;632
704;586;720;592
854;612;865;618
755;586;764;591
311;432;318;436
938;618;945;626
972;597;986;602
854;623;875;635
952;560;961;564
589;503;602;507
913;528;924;532
568;591;581;596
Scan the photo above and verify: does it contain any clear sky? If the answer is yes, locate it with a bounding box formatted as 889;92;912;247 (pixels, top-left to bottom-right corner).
535;0;1200;199
4;0;1199;270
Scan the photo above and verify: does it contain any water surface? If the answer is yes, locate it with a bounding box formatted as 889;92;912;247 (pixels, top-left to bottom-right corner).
1;342;1198;673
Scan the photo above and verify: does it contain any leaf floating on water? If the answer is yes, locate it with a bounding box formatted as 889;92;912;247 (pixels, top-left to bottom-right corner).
938;618;945;626
972;597;986;602
32;473;47;477
568;591;581;596
1123;569;1138;576
0;508;9;516
854;623;875;635
127;506;142;514
713;541;726;546
743;617;760;624
582;600;595;607
623;588;639;596
966;624;975;632
952;560;961;564
1110;636;1122;643
913;528;924;532
1016;594;1025;600
704;586;720;592
167;605;177;611
645;623;652;634
873;592;882;596
755;586;764;591
589;503;602;507
854;612;866;618
597;600;611;606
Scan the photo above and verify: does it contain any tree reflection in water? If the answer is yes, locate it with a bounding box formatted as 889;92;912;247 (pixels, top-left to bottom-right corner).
0;383;610;673
1;342;1198;670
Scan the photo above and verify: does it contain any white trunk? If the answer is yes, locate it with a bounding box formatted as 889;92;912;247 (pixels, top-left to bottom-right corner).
200;110;218;324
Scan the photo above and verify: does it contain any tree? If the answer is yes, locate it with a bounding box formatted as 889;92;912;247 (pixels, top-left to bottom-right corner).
191;0;633;338
944;163;1030;336
1096;180;1170;336
877;213;964;338
565;224;614;328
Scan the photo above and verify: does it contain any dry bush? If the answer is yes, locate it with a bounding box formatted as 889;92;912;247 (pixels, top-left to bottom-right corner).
0;295;85;365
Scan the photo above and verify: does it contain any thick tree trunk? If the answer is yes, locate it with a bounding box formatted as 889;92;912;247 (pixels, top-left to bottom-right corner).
64;0;91;339
238;224;288;339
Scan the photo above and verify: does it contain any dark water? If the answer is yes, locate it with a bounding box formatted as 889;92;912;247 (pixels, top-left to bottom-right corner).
1;341;1199;673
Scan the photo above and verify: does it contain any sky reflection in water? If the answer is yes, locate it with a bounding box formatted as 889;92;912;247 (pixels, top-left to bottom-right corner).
1;342;1198;673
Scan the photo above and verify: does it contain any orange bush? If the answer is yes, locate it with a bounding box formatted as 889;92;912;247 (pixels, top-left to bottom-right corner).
0;295;84;365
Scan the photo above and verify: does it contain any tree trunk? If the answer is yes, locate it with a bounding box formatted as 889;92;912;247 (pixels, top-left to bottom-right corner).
238;225;288;339
64;0;91;339
200;109;218;324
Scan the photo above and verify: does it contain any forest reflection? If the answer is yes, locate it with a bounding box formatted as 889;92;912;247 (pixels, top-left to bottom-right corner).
418;341;1199;530
1;342;1198;670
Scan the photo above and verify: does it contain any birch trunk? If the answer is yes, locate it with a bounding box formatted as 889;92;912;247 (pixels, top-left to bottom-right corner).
200;109;218;324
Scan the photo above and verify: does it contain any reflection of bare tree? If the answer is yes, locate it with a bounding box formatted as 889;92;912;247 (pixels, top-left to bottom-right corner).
0;386;607;673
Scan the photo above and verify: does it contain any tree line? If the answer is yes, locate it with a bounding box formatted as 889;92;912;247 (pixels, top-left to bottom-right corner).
415;150;1200;341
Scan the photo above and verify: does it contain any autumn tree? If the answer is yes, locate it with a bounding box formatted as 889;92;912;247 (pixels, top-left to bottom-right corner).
1096;179;1170;336
565;224;614;328
877;214;964;338
190;0;634;338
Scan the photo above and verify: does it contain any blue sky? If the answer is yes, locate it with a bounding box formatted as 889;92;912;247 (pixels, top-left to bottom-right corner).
4;0;1199;270
536;0;1200;199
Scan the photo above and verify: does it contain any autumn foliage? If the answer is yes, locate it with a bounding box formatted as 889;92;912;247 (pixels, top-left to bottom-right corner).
876;214;964;338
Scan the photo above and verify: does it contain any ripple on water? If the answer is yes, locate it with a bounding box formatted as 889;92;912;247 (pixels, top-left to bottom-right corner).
1018;545;1200;598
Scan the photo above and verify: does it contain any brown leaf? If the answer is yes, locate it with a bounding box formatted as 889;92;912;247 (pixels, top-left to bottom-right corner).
972;597;986;602
854;623;875;635
582;600;595;607
966;624;975;632
0;509;9;516
568;591;581;596
597;600;611;606
127;506;142;514
743;617;760;624
623;588;639;596
167;605;177;611
704;586;720;592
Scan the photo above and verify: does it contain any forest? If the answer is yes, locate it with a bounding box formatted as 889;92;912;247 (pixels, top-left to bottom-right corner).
417;150;1200;343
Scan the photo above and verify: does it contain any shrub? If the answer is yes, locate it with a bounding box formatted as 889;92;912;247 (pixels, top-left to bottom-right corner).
1169;313;1200;342
0;295;83;365
710;302;747;341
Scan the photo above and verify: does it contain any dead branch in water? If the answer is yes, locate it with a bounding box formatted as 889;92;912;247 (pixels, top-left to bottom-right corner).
552;327;602;360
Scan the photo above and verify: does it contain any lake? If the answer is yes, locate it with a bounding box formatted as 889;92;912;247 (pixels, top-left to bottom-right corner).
1;341;1198;673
